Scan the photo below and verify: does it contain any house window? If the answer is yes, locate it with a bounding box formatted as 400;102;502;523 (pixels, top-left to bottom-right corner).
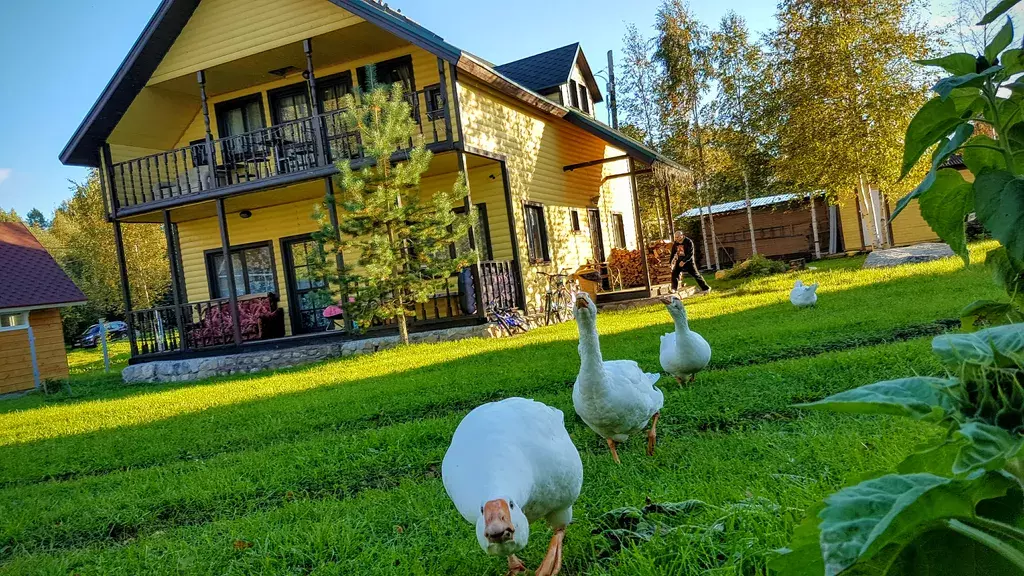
524;203;550;263
569;80;580;109
215;95;266;138
0;312;27;331
318;72;354;112
358;55;415;93
424;84;445;120
206;243;277;299
454;203;493;260
570;210;581;233
612;213;627;249
268;84;311;125
579;85;590;114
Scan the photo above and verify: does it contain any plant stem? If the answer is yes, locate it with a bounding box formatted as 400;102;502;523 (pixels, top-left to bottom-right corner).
947;519;1024;570
983;84;1017;172
963;516;1024;542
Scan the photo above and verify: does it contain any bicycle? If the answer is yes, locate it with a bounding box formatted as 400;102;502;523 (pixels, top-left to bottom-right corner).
488;303;529;337
539;270;580;326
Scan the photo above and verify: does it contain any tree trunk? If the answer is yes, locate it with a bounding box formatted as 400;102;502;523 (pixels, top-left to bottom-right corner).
699;209;711;270
809;193;822;260
742;169;757;256
396;294;410;345
707;206;721;270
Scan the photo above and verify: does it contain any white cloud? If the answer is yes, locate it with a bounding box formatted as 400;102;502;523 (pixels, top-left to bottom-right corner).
0;169;10;186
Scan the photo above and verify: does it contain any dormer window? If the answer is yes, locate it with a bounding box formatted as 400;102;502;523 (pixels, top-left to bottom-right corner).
579;85;590;114
569;80;580;109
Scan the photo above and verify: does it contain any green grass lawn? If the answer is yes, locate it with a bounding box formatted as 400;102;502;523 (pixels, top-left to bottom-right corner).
0;242;1006;575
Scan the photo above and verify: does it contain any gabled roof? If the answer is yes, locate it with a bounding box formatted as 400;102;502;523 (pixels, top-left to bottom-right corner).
494;43;603;103
0;223;87;312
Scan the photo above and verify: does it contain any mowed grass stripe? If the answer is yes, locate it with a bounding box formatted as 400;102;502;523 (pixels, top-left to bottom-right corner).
0;338;940;558
0;413;937;576
0;264;982;489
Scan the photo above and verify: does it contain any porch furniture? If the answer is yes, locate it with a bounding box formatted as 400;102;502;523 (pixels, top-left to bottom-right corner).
185;293;284;349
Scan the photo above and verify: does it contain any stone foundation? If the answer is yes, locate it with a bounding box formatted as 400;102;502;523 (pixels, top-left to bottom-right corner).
122;323;503;384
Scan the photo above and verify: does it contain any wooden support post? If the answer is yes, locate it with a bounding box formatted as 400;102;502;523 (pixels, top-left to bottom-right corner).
112;220;137;357
457;150;486;316
163;210;186;351
304;38;328;166
629;159;652;292
197;71;218;187
216;198;243;346
449;62;465;143
101;144;120;216
437;58;454;144
500;161;526;309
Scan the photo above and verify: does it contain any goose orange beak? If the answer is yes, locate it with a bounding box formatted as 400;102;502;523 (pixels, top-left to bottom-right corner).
483;499;514;544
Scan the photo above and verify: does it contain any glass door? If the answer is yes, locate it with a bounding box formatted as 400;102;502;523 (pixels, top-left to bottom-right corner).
588;208;606;263
281;236;333;335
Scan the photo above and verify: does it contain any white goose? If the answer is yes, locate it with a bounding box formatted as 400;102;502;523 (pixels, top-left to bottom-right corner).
572;293;664;463
442;398;583;576
790;280;819;308
659;295;711;384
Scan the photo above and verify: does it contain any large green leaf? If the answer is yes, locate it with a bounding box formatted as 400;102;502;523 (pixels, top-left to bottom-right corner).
794;377;958;422
987;248;1024;302
974;171;1024;263
975;322;1024;368
1002;49;1024;77
933;66;1004;101
980;1;1023;26
901;98;968;178
933;332;997;370
954;422;1024;475
963;135;1007;175
986;18;1015;64
918;168;975;265
818;472;1016;575
917;54;982;77
892;171;935;219
897;438;966;475
961;299;1024;331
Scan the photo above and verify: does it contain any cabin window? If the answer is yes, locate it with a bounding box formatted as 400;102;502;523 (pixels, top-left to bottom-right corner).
524;203;550;263
318;72;355;112
269;84;311;125
570;210;581;233
358;55;415;93
424;84;445;120
612;213;627;249
215;95;266;138
453;203;493;260
579;85;590;114
569;80;580;109
0;312;27;331
206;243;278;299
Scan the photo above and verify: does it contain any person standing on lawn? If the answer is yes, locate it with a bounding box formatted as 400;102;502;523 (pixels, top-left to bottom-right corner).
669;231;710;294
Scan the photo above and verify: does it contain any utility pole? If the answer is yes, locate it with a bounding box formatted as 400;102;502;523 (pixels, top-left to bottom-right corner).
607;50;619;129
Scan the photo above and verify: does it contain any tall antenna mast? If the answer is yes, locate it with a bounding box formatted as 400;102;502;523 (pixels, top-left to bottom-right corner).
607;50;619;129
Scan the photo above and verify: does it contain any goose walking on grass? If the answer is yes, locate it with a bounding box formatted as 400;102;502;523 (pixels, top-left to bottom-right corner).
790;280;819;308
572;293;664;463
442;398;583;576
659;295;711;384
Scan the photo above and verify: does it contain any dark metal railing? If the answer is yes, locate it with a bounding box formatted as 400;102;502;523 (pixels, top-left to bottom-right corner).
126;260;518;360
109;88;451;213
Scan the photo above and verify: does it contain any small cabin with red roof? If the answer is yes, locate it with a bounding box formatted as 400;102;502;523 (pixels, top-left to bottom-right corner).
0;223;87;394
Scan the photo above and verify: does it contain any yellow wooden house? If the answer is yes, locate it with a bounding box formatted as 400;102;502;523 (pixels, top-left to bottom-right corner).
60;0;684;364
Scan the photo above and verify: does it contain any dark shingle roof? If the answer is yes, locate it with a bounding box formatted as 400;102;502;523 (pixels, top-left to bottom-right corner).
494;43;581;94
0;223;86;311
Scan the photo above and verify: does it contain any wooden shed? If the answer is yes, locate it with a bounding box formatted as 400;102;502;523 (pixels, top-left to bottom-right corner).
0;223;86;394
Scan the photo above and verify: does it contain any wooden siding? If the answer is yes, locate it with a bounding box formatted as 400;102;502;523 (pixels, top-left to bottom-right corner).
175;158;504;334
705;201;830;263
457;78;638;313
837;191;939;251
0;309;69;394
149;0;363;85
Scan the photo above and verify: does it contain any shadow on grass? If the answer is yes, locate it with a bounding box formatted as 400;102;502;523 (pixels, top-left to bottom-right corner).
0;259;994;489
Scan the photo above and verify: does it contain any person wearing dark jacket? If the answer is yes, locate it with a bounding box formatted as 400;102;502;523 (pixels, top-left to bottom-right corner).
669;231;710;293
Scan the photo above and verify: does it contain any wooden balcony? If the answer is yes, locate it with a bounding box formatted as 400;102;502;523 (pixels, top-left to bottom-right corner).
106;88;452;218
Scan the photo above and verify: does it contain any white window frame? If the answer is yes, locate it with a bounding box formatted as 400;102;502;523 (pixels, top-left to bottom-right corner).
0;312;29;332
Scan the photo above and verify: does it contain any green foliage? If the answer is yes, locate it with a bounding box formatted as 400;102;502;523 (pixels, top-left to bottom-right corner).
316;83;473;344
779;324;1024;575
718;253;787;281
0;207;19;223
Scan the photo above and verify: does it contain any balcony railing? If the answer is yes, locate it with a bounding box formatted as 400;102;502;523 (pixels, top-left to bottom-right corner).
108;88;451;214
127;260;517;361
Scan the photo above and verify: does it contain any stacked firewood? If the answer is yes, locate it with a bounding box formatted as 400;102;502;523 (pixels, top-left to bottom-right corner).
608;248;646;288
647;241;674;285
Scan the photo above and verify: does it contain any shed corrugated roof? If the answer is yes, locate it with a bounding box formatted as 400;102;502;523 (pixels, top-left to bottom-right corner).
679;193;820;218
0;223;87;311
494;43;581;94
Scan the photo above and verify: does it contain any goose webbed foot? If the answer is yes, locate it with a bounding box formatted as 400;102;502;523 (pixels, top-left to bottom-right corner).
505;554;527;576
675;376;684;385
534;528;565;576
689;374;696;383
647;412;660;457
606;438;621;464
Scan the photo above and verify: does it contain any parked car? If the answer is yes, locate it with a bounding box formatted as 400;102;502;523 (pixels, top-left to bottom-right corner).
74;321;128;348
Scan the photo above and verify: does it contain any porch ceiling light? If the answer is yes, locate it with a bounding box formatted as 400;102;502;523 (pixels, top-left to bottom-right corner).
239;210;253;219
268;66;300;78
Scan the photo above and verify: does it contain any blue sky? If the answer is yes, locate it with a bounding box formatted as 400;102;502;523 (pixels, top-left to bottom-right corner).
0;0;963;217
